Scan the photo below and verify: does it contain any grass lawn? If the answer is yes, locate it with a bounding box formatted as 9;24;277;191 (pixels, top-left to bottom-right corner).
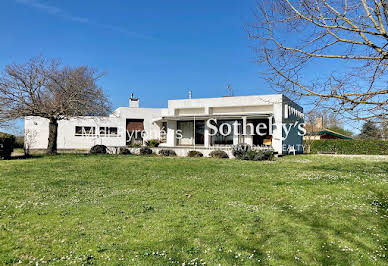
0;154;387;265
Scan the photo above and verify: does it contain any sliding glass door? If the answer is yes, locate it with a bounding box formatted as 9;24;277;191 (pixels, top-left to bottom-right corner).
177;120;205;146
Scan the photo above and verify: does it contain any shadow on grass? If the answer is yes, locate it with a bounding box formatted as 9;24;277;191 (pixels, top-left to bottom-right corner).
275;197;387;264
6;154;44;160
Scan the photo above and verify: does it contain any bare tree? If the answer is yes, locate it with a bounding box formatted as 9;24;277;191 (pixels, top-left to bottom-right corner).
24;129;37;156
249;0;388;122
0;56;111;154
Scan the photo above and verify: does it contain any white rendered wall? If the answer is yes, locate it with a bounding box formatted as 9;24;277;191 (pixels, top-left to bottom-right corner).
25;117;50;149
25;107;167;150
25;116;125;150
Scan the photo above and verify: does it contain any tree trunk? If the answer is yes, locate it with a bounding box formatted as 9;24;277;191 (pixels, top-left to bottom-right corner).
47;118;58;155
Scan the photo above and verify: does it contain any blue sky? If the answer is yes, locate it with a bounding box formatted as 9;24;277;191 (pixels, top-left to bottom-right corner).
0;0;272;113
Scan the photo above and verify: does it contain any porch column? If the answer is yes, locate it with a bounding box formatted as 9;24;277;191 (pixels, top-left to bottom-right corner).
245;135;253;146
233;132;239;145
204;119;210;147
243;116;253;145
166;120;177;146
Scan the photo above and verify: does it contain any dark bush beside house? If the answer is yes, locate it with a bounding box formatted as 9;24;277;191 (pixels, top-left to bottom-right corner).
119;147;131;155
145;139;160;148
187;150;203;157
139;147;153;155
14;136;24;149
310;139;388;155
90;145;107;154
232;144;274;161
232;144;251;160
209;150;229;159
159;149;177;156
0;133;15;159
247;150;274;161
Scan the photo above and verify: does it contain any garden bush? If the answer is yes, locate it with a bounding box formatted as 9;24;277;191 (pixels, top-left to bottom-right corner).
14;137;24;149
159;149;177;156
310;139;388;155
232;144;274;161
232;143;251;160
246;150;274;161
119;147;131;155
0;133;15;159
145;139;160;148
187;150;203;157
139;147;153;155
128;143;142;148
90;145;107;154
209;150;229;159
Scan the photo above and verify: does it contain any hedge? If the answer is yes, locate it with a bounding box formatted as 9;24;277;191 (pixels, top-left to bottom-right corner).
310;139;388;155
0;133;16;159
14;136;24;149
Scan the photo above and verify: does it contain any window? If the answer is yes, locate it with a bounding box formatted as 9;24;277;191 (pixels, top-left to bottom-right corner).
195;121;204;145
75;126;96;136
177;121;194;145
99;127;118;137
126;119;144;145
176;120;205;146
210;120;239;145
160;122;167;143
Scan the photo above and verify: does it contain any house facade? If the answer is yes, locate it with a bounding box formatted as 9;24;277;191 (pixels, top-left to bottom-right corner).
25;94;304;156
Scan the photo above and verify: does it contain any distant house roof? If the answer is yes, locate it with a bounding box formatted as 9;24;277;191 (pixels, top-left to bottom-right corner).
312;129;352;140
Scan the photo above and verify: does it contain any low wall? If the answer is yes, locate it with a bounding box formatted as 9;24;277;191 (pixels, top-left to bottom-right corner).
29;146;275;158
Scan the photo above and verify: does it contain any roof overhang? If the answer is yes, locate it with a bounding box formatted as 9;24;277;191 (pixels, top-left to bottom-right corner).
152;113;273;123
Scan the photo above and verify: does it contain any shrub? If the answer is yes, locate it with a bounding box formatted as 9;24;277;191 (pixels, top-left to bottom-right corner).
187;150;203;157
310;139;388;155
139;147;153;155
90;145;107;154
246;150;274;161
0;133;15;159
119;147;131;155
159;149;177;156
128;143;142;148
232;143;251;160
14;136;24;149
263;150;275;160
145;139;160;148
209;150;229;159
232;144;274;161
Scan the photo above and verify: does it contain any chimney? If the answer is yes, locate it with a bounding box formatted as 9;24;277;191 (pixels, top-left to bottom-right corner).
315;116;323;130
188;90;192;99
129;93;139;108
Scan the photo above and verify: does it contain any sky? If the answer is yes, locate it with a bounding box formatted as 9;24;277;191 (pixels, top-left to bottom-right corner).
0;0;271;113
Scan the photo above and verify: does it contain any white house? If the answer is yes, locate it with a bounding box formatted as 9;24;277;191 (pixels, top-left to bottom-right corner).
25;94;304;156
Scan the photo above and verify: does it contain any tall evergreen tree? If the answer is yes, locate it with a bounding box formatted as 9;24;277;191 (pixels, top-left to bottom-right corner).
359;121;382;139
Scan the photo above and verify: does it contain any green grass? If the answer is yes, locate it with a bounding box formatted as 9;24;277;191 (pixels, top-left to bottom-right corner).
0;154;387;265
